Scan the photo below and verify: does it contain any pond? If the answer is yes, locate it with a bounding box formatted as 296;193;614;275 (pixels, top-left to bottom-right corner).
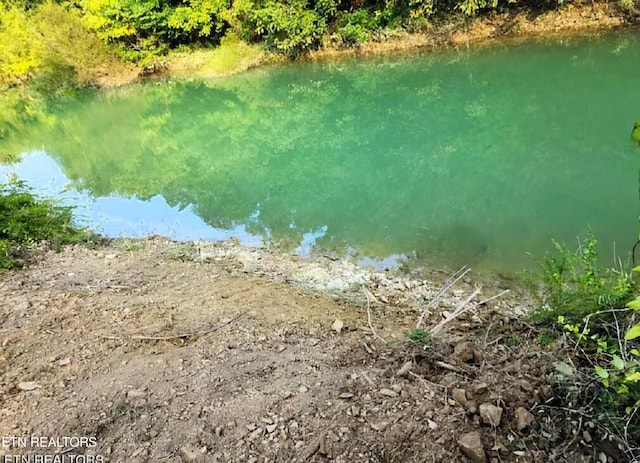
2;31;640;273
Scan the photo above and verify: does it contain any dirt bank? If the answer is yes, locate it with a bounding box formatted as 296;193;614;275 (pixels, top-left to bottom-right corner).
0;238;623;462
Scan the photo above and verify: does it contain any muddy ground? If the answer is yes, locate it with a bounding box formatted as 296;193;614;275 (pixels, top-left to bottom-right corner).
0;239;621;462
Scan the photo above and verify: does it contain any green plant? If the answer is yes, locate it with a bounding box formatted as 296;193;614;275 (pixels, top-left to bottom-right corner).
408;327;430;348
529;236;634;325
0;179;96;269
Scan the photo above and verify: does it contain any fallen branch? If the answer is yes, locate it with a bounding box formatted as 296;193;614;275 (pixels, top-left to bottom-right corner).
433;360;469;375
477;289;510;306
416;266;470;330
364;288;387;344
429;287;480;335
106;310;250;342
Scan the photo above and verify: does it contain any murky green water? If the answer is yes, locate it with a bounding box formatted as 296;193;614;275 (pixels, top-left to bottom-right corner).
2;32;640;272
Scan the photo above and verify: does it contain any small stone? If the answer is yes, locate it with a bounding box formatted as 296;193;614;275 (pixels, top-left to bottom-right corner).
105;254;117;259
598;452;607;463
298;386;308;393
179;447;198;462
427;419;438;430
396;361;413;377
332;318;344;333
552;361;576;379
457;431;486;463
57;358;71;366
127;389;146;399
454;341;475;363
466;400;478;414
582;430;592;444
339;392;354;399
266;424;278;434
479;403;503;427
452;388;468;407
379;388;398;398
515;407;535;431
472;382;488;395
370;421;389;431
17;382;37;391
517;379;534;393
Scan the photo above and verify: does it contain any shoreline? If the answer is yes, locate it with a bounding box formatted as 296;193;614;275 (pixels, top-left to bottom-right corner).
116;1;634;87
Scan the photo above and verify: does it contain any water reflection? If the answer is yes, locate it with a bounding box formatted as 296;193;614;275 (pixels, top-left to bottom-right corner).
1;32;639;272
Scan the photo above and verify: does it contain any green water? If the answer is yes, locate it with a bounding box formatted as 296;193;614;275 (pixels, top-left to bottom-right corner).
2;32;640;272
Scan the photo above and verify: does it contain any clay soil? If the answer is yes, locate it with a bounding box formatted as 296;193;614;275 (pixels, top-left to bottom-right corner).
0;238;618;462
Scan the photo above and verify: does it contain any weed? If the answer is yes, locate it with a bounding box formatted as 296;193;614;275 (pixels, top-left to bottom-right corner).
528;236;634;326
0;180;96;269
408;328;430;348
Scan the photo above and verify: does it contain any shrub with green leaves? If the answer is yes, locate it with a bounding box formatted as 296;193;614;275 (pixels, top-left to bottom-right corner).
531;236;640;448
529;236;634;325
0;180;96;269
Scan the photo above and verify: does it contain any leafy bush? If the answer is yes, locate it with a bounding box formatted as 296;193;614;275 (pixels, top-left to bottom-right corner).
531;236;640;451
0;180;96;269
333;9;376;46
529;236;634;325
245;0;326;55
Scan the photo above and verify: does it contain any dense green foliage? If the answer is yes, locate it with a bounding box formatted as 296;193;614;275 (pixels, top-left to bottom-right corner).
531;234;640;450
0;180;95;268
1;0;638;87
530;236;634;324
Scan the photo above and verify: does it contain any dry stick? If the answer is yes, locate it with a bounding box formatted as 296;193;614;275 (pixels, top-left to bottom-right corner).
127;309;250;341
429;288;480;336
433;360;469;375
476;289;510;306
364;289;387;344
416;266;470;330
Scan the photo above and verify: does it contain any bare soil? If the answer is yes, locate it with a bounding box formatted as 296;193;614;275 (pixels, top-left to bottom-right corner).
0;238;620;462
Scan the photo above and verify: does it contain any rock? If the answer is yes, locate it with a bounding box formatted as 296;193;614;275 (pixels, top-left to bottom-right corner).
395;361;413;377
57;358;71;366
452;388;468;407
298;386;308;393
454;341;475;363
266;424;278;434
517;379;533;393
457;431;486;463
179;447;199;462
339;393;354;399
370;421;389;431
379;388;398;398
327;278;347;291
17;381;37;391
471;382;488;395
515;407;535;431
466;400;478;414
332;318;344;333
479;403;503;427
127;389;147;399
427;419;438;430
552;361;576;379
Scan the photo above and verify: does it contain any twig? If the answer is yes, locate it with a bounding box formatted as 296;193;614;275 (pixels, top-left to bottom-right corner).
477;289;510;306
416;266;470;329
364;289;387;344
433;360;469;375
429;288;480;335
112;310;249;342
